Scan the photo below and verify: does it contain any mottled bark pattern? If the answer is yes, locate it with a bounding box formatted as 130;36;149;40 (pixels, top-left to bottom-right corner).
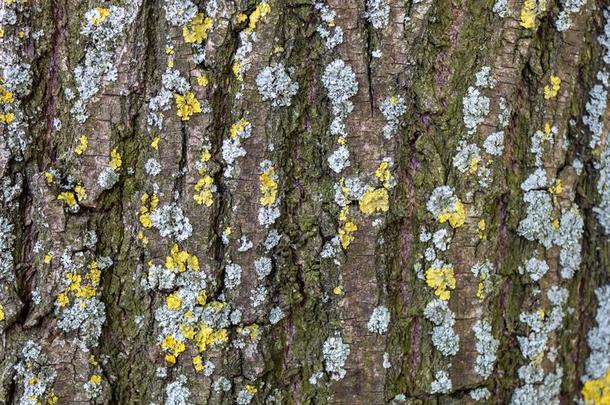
0;0;609;404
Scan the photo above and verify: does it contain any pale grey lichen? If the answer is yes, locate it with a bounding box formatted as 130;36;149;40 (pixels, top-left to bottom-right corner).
0;216;15;281
367;305;390;334
314;2;344;50
453;142;481;173
426;186;459;218
463;87;490;135
555;207;583;279
492;0;508;17
254;256;272;279
483;131;504;156
309;371;324;386
13;341;57;405
473;320;499;379
97;167;120;189
256;63;299;108
250;286;267;308
57;297;106;350
322;59;358;121
424;299;460;357
269;306;285;324
475;67;496;89
430;370;452;394
212;376;232;392
145;158;162;177
323;335;350;380
583;284;610;381
517;191;554;248
258;206;281;226
236;387;256;404
72;5;135;123
594;143;610;233
150;203;192;242
555;0;586;32
498;96;511;128
522;257;549;282
163;0;197;26
471;261;494;297
327;145;350;173
165;374;192;405
224;263;242;290
432;228;450;251
379;96;406;139
364;0;390;29
521;168;547;192
470;387;491;401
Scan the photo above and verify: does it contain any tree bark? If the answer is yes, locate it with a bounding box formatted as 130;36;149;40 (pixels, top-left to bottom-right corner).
0;0;609;404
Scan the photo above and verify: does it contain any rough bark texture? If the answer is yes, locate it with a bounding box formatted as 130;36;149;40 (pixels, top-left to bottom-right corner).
1;0;609;404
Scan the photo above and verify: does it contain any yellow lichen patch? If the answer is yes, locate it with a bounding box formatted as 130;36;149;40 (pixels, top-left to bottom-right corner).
333;286;343;295
74;184;87;202
89;374;102;384
44;254;53;264
375;161;392;188
478;219;487;240
476;274;487;300
196;290;207;305
74;135;88;155
197;74;209;87
260;166;278;206
0;86;14;104
138;193;158;229
0;112;15;124
544;75;561;100
0;304;5;321
232;61;242;81
56;292;69;307
47;390;59;405
150;136;160;150
90;7;110;26
109;148;122;170
195;324;228;352
87;261;101;285
194;176;214;207
192;355;204;372
245;385;258;395
520;0;537;29
339;221;357;249
582;369;610;405
165;244;200;272
166;292;182;310
437;200;466;228
57;191;77;208
468;157;480;175
425;266;456;300
359;188;389;215
44;171;55;184
183;13;212;44
137;231;149;245
161;335;186;364
230;119;250;138
175;92;202;121
551;218;560;230
549;179;563;204
246;2;271;32
194;149;215;207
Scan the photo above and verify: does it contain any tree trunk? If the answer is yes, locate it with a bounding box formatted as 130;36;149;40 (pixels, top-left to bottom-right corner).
1;0;609;404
